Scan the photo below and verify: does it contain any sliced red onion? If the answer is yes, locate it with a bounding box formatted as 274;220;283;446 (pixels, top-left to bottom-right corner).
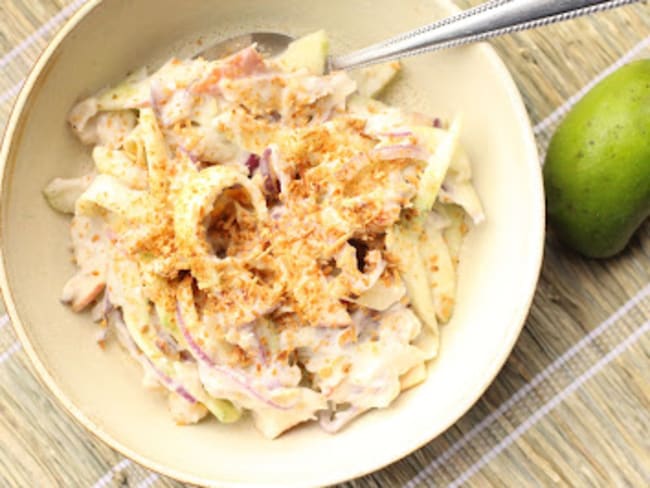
92;291;113;322
153;366;198;404
175;302;291;410
258;342;268;366
149;80;166;120
103;292;114;316
110;310;197;404
111;310;138;353
376;130;413;138
259;147;280;197
245;153;261;175
177;144;200;167
175;386;198;404
371;144;428;161
269;205;285;221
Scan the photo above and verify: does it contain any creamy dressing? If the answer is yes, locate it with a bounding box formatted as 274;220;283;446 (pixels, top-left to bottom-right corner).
44;32;483;438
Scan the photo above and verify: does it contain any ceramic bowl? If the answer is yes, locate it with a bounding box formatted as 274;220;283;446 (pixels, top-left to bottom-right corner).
0;0;543;486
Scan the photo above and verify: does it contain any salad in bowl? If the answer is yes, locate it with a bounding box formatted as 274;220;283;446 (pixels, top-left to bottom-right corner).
43;31;482;438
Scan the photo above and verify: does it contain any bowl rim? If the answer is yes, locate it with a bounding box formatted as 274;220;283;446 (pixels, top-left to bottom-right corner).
0;0;545;486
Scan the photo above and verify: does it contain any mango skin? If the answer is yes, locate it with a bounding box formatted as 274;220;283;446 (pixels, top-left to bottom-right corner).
543;60;650;258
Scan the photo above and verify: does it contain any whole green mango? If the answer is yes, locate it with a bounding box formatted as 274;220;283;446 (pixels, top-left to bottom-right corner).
544;60;650;258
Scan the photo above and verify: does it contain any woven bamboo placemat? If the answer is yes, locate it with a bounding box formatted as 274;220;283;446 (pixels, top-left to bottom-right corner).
0;1;648;486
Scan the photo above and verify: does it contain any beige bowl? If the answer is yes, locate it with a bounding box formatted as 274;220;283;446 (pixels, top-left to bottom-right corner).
0;0;543;486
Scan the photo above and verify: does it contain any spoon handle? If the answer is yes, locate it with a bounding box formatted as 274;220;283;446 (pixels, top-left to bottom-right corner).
331;0;642;70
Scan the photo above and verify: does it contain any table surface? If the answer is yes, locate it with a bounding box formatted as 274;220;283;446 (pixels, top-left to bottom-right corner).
0;1;648;487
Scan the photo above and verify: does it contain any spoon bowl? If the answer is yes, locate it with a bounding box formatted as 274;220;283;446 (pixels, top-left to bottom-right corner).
197;32;294;60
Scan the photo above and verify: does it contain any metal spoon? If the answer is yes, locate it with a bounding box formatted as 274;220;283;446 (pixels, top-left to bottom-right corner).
198;0;640;70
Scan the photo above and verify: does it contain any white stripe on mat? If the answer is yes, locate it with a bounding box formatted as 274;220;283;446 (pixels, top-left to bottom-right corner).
136;473;160;488
404;284;649;488
446;320;650;488
91;459;132;488
0;81;23;107
0;341;21;365
0;0;86;70
0;314;9;332
533;35;650;135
